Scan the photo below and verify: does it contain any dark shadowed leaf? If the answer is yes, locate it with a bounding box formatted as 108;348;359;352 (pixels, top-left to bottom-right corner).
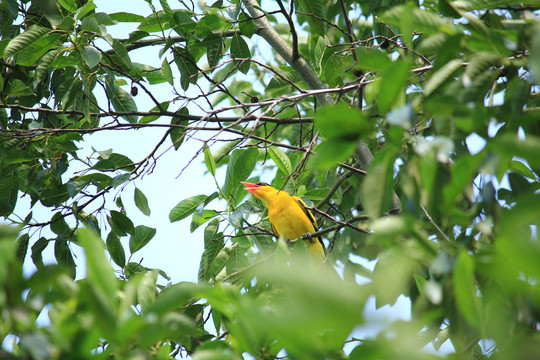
198;218;226;282
362;148;398;218
134;187;151;216
110;210;135;236
230;33;250;74
106;232;126;267
203;142;217;176
222;147;258;201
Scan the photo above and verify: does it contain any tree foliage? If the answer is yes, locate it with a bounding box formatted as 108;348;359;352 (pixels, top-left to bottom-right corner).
1;0;540;359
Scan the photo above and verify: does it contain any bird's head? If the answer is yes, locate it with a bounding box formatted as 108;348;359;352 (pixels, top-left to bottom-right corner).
241;181;279;205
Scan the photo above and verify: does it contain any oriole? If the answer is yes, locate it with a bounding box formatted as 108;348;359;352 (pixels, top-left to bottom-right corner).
241;181;326;262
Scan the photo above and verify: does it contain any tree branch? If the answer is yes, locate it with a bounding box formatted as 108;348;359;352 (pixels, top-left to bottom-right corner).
241;1;393;214
241;0;333;105
105;30;239;55
302;215;371;240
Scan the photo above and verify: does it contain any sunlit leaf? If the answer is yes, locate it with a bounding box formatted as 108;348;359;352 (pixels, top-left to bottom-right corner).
129;225;157;253
170;194;208;222
80;46;102;68
268;146;292;176
4;25;50;58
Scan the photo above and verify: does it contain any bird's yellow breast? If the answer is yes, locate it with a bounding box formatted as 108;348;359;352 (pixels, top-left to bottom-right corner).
266;192;325;262
268;197;316;239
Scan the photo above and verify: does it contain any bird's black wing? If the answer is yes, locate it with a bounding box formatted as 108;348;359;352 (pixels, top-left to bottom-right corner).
293;197;326;254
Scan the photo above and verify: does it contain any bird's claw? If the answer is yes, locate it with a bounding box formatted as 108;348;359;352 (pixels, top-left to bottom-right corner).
302;232;314;244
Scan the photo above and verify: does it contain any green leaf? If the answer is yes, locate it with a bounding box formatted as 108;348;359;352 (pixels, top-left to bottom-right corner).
297;0;325;35
110;173;131;188
16;32;63;66
310;104;371;169
222;147;258;200
238;11;256;38
35;48;61;85
171;10;197;36
302;188;337;201
492;134;540;170
106;232;126;267
453;0;528;11
314;103;370;139
191;209;219;233
109;12;147;23
4;25;50;58
464;52;504;81
148;281;198;316
78;229;118;333
531;27;540;84
362;148;397;218
81;17;100;33
8;79;35;97
309;139;357;170
137;270;158;312
129;225;157;253
57;0;77;11
105;73;138;123
268;146;292;176
169;194;208;222
174;48;198;90
230;33;250;74
372;249;417;307
54;237;76;279
203;142;216;176
508;160;536;180
51;212;70;235
4;149;35;164
196;14;223;34
266;66;302;91
110;210;135;236
424;59;463;96
16;234;29;262
80;46;102;68
134;187;151;216
355;48;392;72
204;34;223;69
31;237;48;269
322;54;351;85
453;250;479;326
198;218;225;281
76;2;97;21
111;40;132;70
161;58;174;85
378;59;411;114
139;101;170;123
124;262;148;279
93;153;135;171
170;115;188;150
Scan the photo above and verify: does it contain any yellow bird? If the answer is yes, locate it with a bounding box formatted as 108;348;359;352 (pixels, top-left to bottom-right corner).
241;181;326;262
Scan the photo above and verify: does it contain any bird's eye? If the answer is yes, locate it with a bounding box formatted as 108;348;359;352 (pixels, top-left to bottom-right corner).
257;182;270;186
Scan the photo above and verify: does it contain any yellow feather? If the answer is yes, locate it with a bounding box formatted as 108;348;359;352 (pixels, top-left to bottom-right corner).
243;182;326;262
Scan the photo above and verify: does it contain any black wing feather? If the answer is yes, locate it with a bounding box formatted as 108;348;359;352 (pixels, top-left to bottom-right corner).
293;197;326;254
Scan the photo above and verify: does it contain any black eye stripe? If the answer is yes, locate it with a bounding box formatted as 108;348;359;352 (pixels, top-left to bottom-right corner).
256;182;270;186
